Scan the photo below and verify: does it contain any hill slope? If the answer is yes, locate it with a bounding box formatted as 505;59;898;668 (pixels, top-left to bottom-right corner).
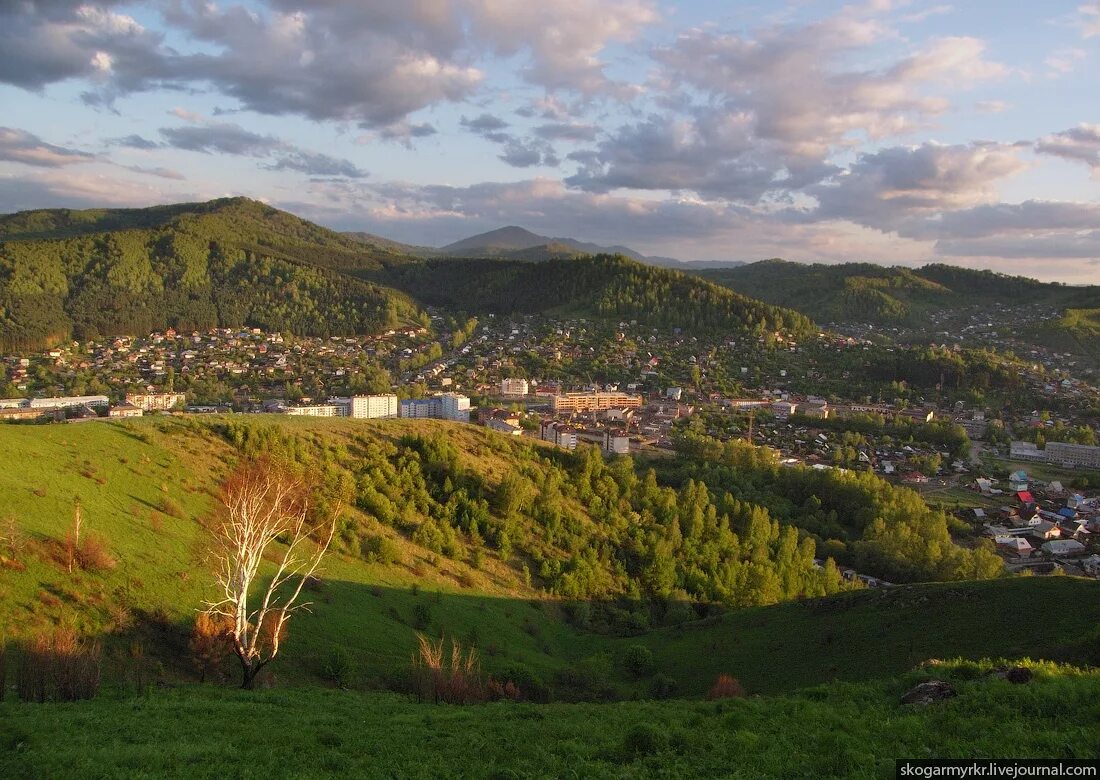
0;417;1096;700
701;260;1099;327
375;254;815;336
0;198;422;350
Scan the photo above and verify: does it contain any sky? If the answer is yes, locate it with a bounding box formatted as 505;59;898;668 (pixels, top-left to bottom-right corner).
0;1;1099;282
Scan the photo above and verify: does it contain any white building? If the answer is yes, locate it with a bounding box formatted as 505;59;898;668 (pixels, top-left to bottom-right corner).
281;404;338;417
332;395;399;419
398;394;471;422
604;431;630;455
440;393;470;422
486;418;523;436
1045;441;1100;470
28;395;109;410
500;378;529;397
125;392;186;412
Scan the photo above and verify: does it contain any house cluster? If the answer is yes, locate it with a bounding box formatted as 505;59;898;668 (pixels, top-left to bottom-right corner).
2;326;438;406
977;473;1099;576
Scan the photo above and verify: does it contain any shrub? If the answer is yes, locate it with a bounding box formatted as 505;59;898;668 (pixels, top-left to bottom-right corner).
412;602;433;630
158;497;185;519
707;674;746;700
321;647;355;688
622;723;668;758
189;613;230;683
74;533;116;572
359;534;402;565
15;629;101;702
622;645;655;678
649;673;678;700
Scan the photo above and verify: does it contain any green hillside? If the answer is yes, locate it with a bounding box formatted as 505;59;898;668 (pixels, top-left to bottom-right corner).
375;254;815;337
701;260;1099;327
0;198;421;351
1;417;1096;701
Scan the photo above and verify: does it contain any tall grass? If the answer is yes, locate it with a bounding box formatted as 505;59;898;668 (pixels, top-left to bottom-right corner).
411;635;481;704
14;629;101;702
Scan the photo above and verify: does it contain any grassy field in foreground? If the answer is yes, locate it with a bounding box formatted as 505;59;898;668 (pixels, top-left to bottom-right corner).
2;659;1098;779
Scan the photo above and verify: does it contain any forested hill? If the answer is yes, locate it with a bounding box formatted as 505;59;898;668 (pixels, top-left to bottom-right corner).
0;198;814;351
699;260;1100;327
0;198;422;350
374;254;815;337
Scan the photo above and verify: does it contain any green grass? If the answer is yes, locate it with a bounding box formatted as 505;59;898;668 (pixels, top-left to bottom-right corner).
1;418;1098;701
2;659;1098;779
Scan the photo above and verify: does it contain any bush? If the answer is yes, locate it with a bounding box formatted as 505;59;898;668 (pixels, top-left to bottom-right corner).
412;602;433;631
622;723;668;758
15;629;101;702
359;534;402;565
74;533;115;572
649;673;678;700
321;647;355;688
622;645;655;678
707;674;746;700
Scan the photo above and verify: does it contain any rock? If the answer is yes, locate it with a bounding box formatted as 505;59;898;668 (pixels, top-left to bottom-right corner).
901;680;957;705
989;666;1033;684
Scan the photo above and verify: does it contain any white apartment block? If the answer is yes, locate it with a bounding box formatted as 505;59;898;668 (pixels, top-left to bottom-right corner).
331;395;399;419
125;392;186;412
282;404;338;417
500;378;529;397
441;393;471;422
28;395;110;410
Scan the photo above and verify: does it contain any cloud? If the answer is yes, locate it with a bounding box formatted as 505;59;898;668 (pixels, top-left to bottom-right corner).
461;113;511;143
159;119;367;177
0;2;162;91
466;0;658;96
0;126;95;167
160;123;281;156
533;122;598;142
1035;124;1100;173
122;164;186;180
1045;47;1086;76
108;134;161;150
651;11;1007;161
267;150;368;178
1078;2;1100;37
809;142;1027;232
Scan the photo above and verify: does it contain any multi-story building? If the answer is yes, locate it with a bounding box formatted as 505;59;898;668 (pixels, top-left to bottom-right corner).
400;398;441;419
125;392;186;412
28;395;110;410
500;378;529;397
108;403;144;419
331;395;399;419
549;392;643;414
440;393;471;422
540;420;578;450
603;431;630;455
398;394;471;422
1045;442;1100;469
281;404;338;417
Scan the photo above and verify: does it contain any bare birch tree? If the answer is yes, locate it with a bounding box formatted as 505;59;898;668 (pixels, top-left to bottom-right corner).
202;458;338;689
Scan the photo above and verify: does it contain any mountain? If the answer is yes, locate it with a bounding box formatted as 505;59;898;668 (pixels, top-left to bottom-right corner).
375;253;814;337
364;224;745;269
0;198;423;351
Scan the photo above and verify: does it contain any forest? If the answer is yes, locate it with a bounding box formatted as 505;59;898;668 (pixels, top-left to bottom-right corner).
215;420;1000;620
376;254;815;339
0;198;419;351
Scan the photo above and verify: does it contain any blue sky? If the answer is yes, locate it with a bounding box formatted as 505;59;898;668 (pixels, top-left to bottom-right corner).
1;0;1098;281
